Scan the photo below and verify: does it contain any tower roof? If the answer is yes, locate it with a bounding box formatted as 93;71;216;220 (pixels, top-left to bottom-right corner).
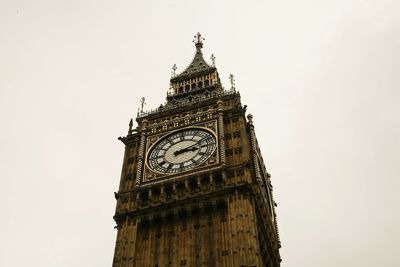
171;33;215;82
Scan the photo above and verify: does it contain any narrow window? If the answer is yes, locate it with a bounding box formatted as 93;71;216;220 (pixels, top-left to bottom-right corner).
195;224;200;267
168;230;173;266
155;233;161;266
208;219;215;266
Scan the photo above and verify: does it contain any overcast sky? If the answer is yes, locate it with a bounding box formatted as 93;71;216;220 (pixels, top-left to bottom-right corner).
1;0;399;266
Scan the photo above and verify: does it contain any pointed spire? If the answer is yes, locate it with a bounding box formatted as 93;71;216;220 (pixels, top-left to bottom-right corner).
171;32;215;81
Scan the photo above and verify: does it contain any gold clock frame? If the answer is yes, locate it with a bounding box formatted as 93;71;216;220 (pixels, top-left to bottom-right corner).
142;121;220;183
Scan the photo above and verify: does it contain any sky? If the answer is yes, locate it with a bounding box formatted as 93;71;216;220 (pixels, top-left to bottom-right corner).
1;0;399;266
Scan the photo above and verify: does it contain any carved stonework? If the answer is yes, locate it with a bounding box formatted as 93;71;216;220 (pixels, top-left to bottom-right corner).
147;107;218;134
113;34;281;267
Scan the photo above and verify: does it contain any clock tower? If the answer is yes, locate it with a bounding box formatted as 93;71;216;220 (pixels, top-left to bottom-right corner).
112;33;281;267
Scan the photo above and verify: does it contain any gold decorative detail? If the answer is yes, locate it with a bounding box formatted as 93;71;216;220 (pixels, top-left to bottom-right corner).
145;108;218;134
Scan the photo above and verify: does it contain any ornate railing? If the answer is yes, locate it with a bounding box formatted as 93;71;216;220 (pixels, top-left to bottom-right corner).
137;88;237;118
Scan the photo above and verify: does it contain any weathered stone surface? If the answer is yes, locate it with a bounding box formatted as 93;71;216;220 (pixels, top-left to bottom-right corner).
112;34;281;267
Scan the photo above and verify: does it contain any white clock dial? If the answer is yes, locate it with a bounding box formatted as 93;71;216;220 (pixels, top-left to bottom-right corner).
147;128;217;174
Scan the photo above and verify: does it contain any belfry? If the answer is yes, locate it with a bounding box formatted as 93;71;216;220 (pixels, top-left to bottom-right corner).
112;33;281;267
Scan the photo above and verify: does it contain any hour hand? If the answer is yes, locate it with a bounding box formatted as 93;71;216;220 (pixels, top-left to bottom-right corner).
173;146;198;156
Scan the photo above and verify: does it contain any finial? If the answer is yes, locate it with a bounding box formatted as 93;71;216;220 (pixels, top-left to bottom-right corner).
211;54;216;67
128;118;133;134
247;113;253;125
139;97;146;113
229;74;236;91
193;32;205;49
171;64;177;77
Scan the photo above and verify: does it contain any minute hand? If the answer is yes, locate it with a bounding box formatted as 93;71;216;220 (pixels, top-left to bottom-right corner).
184;137;210;150
173;138;209;156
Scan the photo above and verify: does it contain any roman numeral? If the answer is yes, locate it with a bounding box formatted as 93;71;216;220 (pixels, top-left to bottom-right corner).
199;137;212;144
151;155;164;160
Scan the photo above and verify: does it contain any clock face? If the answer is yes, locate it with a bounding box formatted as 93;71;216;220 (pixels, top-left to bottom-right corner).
147;128;217;174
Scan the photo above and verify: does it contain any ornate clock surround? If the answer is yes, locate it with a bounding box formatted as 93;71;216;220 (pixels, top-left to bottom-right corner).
142;119;220;184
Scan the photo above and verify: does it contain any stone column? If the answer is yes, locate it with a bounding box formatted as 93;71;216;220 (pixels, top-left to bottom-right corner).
217;100;226;165
136;119;147;186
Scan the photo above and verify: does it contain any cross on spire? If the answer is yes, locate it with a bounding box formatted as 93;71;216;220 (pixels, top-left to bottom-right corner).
193;32;205;49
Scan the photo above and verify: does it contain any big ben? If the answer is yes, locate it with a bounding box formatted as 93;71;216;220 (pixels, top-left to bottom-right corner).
112;33;281;267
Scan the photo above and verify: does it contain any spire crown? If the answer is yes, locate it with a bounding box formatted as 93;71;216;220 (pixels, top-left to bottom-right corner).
168;33;222;100
171;32;215;82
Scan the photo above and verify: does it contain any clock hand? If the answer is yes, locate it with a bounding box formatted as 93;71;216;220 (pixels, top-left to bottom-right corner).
181;137;209;151
173;137;211;156
173;146;199;156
